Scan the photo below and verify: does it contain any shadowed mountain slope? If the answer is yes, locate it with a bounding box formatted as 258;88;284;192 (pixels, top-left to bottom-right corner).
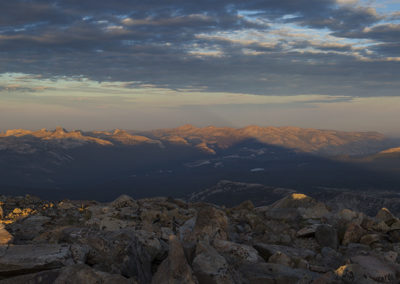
150;125;389;155
0;125;399;200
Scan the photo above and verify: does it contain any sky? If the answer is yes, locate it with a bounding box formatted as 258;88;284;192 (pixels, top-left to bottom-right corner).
0;0;399;135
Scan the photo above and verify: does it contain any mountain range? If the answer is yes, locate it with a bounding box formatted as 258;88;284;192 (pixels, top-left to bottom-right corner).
0;125;399;200
0;125;393;155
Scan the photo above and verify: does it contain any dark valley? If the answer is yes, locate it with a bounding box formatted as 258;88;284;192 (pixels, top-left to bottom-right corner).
0;125;399;201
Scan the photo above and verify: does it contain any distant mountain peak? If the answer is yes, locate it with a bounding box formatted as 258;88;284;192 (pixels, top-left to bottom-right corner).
4;129;33;137
55;126;67;133
177;124;197;130
113;129;126;135
379;147;400;154
0;127;113;148
110;129;161;146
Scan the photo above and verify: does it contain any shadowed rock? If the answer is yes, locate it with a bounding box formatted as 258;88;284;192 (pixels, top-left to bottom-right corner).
151;235;197;284
0;190;398;283
0;244;73;276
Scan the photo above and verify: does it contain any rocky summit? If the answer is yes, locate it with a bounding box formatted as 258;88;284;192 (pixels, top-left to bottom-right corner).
0;193;400;283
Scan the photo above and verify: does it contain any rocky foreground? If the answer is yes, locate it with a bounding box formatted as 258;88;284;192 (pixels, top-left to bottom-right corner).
0;193;400;283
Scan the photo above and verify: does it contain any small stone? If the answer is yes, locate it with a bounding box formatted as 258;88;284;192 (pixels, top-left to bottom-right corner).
384;251;398;263
268;251;293;267
213;239;262;264
161;227;174;240
294;258;309;270
360;234;380;246
338;209;358;222
233;200;254;211
296;224;318;238
309;265;329;273
12;208;22;214
192;241;235;284
312;271;337;284
389;220;400;230
57;201;75;210
389;229;400;242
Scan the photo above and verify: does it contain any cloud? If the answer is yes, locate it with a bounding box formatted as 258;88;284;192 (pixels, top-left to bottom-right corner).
0;0;398;97
0;84;51;92
340;23;400;41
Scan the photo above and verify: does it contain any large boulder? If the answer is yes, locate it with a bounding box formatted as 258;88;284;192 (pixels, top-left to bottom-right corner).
111;195;138;210
192;241;237;284
85;204;136;231
270;193;330;219
135;230;168;264
376;208;397;226
151;235;197;284
317;247;344;270
263;208;302;222
338;209;359;222
183;205;228;245
60;227;152;283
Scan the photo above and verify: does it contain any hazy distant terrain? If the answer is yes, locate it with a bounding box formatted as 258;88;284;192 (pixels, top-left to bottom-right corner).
189;180;400;217
0;125;399;200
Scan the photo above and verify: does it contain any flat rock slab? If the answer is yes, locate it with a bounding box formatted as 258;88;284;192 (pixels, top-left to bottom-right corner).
254;243;315;261
239;262;316;283
351;255;397;282
296;224;319;238
0;244;72;276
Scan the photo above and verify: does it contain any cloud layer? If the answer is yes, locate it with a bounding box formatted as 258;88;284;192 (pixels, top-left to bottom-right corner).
0;0;399;96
